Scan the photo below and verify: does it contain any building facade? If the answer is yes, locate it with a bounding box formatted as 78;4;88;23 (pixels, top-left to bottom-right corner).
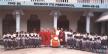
0;0;108;38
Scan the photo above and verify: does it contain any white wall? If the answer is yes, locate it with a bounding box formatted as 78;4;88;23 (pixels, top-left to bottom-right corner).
22;10;82;32
0;9;84;37
69;0;77;3
20;15;28;32
0;16;2;38
38;11;53;29
61;11;82;32
23;10;53;31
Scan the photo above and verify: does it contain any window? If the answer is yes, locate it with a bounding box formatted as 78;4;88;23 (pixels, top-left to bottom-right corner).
31;0;44;2
77;0;83;3
56;0;68;2
101;0;105;3
56;0;61;2
77;0;90;3
83;0;90;3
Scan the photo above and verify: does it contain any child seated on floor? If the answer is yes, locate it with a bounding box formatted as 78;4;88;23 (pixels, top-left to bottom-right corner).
50;36;60;48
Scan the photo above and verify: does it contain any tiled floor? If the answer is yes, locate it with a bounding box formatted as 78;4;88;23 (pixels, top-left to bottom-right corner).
0;46;96;54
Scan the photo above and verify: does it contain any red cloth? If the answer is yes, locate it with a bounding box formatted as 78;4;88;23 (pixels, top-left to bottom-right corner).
45;31;51;45
40;31;52;46
39;31;45;45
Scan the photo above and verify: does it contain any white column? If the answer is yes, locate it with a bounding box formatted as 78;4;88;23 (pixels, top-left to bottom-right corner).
86;16;90;33
13;10;24;32
84;12;93;33
16;12;21;32
53;11;58;30
16;14;20;32
50;10;61;30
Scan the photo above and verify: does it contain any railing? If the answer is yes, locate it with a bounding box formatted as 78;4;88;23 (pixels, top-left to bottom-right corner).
0;0;108;4
77;0;108;4
0;0;108;9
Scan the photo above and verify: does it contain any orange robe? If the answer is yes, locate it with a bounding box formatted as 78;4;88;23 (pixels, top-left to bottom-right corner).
51;34;59;47
52;39;59;47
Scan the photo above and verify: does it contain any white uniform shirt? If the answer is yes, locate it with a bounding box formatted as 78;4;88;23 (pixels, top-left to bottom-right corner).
56;30;60;36
65;31;72;42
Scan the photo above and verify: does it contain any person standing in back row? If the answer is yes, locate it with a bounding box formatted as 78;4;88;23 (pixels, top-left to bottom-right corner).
59;28;65;47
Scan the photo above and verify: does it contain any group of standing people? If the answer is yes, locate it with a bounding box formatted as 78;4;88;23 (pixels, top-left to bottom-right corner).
66;33;108;52
2;28;108;52
2;28;67;49
3;32;41;50
39;28;66;47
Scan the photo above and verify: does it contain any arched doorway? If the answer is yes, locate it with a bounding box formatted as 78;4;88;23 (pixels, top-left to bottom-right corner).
27;15;40;33
93;12;102;35
57;15;69;30
104;21;108;35
77;16;86;33
95;22;101;35
3;14;16;34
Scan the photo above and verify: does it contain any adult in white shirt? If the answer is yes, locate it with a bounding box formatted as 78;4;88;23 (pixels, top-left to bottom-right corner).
56;28;60;36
